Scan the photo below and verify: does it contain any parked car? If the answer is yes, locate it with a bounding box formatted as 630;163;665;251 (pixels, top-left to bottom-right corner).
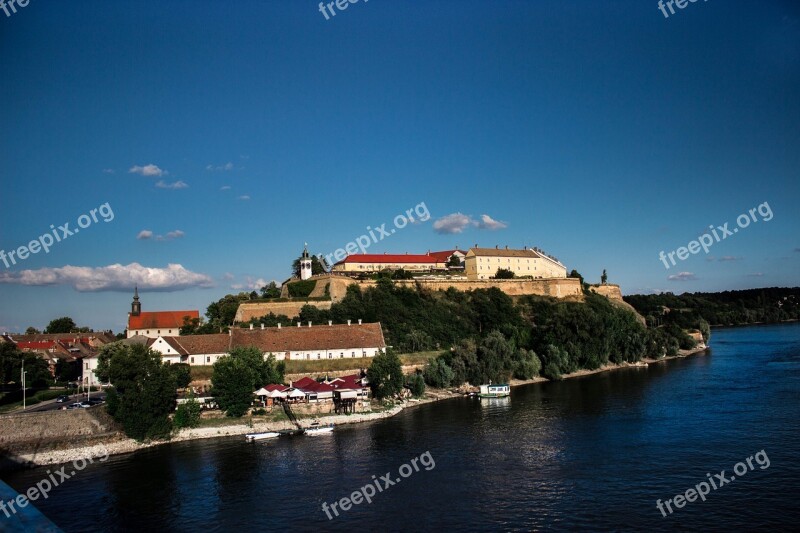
79;401;92;408
67;403;82;410
56;395;71;403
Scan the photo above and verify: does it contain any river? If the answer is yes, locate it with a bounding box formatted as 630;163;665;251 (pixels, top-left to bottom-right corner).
3;323;800;532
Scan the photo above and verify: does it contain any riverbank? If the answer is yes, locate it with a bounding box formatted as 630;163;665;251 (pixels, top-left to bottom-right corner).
9;345;709;468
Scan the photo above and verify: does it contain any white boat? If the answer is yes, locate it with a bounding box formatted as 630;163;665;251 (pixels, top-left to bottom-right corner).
478;384;510;398
245;431;280;441
304;424;334;435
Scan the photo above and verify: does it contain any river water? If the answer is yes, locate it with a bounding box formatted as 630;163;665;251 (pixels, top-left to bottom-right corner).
3;323;800;532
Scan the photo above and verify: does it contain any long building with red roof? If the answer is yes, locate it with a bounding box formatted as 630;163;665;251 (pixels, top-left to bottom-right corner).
330;250;466;274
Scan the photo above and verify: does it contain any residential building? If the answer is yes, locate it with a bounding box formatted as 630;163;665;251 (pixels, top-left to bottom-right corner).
465;246;567;280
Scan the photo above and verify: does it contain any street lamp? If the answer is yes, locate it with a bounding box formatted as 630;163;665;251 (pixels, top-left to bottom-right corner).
22;369;27;411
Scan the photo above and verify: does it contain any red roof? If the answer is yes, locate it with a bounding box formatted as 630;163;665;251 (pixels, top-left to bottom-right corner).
128;311;199;330
17;341;56;350
429;249;466;262
335;253;439;265
292;377;317;389
265;384;288;392
330;374;366;390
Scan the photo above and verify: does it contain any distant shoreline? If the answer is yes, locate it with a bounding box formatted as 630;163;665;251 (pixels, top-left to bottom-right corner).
710;319;799;330
11;345;711;469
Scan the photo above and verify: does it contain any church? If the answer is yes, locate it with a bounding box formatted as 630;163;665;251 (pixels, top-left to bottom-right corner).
126;287;200;338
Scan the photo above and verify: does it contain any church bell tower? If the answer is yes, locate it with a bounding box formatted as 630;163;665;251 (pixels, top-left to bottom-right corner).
300;244;312;280
131;286;141;316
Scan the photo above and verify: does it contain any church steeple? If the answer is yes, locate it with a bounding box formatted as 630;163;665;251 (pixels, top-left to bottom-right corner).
300;243;312;280
131;286;141;316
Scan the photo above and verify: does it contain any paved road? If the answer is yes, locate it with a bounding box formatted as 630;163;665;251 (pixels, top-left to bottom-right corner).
14;393;106;413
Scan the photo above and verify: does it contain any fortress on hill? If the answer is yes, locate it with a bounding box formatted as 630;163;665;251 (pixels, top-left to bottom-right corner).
234;245;625;324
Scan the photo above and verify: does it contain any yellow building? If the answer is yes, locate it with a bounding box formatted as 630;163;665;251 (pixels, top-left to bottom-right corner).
465;246;567;280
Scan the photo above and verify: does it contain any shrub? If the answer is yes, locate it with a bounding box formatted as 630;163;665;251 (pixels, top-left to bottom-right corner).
174;394;201;429
423;358;454;389
542;362;562;381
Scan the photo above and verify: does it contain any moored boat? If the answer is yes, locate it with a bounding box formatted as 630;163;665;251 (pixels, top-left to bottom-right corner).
304;422;334;435
478;383;510;398
245;431;280;441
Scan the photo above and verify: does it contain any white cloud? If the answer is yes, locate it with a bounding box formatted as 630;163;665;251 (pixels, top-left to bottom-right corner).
231;277;271;291
667;272;697;281
223;272;235;280
433;212;508;234
476;214;508;231
129;164;166;177
0;263;213;292
238;195;250;201
155;180;188;189
102;168;115;174
433;213;473;234
138;229;185;241
220;185;232;191
206;162;235;171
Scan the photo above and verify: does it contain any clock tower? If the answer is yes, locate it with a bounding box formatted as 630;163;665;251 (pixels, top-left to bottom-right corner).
300;244;312;280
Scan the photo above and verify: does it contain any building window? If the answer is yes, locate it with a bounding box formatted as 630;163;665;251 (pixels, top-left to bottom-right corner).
206;356;210;363
352;351;355;357
190;357;195;364
158;330;161;334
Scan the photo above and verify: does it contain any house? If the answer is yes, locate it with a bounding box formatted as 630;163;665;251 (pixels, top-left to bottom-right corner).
148;334;231;365
464;246;567;280
126;287;199;338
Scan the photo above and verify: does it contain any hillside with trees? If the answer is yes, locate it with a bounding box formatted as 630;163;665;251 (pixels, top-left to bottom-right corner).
624;287;800;328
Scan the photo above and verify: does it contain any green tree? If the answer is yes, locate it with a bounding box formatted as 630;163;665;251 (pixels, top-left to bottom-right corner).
212;346;285;417
292;255;328;277
423;357;454;389
493;268;515;279
0;344;52;389
99;343;177;441
601;269;608;285
513;349;541;380
169;363;192;389
447;255;462;268
173;391;202;429
568;269;584;285
25;326;40;335
260;281;281;299
367;349;404;399
45;317;77;333
405;372;426;398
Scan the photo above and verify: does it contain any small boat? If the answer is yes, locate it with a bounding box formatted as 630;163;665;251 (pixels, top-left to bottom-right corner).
245;431;280;441
478;383;510;399
304;423;334;435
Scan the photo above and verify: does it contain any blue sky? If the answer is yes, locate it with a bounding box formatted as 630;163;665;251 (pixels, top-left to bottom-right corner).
1;0;799;332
